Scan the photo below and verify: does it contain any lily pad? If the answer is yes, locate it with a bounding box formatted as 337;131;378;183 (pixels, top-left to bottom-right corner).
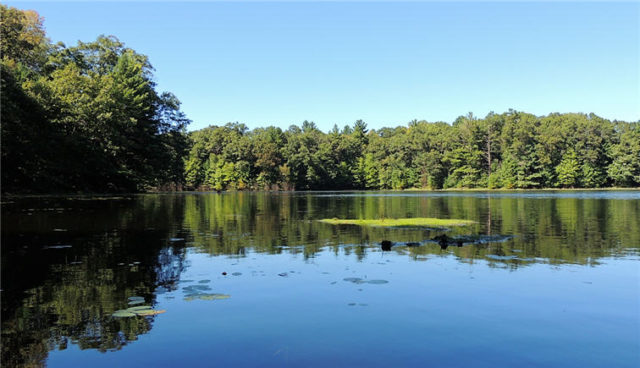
367;280;389;285
184;293;231;301
128;299;145;305
183;285;211;292
128;296;145;302
343;277;367;284
126;305;153;311
134;309;166;316
112;310;137;318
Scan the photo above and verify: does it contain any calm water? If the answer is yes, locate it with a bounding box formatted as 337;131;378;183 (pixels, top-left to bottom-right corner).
2;191;639;367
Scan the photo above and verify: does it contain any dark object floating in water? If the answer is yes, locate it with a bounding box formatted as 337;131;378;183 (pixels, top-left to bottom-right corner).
432;234;513;249
381;240;393;251
278;273;288;277
222;272;227;276
169;238;185;242
232;272;242;276
42;245;72;249
433;234;461;250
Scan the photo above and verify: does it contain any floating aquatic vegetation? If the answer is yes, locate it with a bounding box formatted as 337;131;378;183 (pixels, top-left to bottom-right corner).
128;296;145;302
367;280;389;285
184;293;230;302
183;285;211;293
128;299;145;305
112;305;165;317
344;277;389;285
112;310;137;318
343;277;367;284
135;309;166;316
127;305;153;311
319;218;475;228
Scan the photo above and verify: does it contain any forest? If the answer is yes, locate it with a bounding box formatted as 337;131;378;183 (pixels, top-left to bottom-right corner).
2;5;639;193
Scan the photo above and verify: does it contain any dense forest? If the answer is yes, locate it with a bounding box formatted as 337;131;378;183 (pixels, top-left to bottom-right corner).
2;5;639;193
184;114;639;191
1;5;189;193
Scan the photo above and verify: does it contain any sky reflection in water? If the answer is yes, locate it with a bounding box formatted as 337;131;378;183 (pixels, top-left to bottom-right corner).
1;191;639;367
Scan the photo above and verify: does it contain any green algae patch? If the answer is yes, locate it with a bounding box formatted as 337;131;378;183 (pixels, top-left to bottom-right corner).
318;217;475;228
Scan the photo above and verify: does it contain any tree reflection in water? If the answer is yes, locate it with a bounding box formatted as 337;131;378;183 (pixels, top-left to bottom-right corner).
1;195;188;367
2;191;638;366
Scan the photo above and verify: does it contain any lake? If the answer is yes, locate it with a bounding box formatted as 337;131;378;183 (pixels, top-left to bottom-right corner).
2;191;639;367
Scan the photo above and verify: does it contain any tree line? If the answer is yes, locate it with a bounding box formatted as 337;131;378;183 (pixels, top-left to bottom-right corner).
185;113;639;191
2;5;639;193
1;5;188;193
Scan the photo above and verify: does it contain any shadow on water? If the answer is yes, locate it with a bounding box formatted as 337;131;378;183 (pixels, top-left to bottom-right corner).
1;195;189;367
1;191;639;366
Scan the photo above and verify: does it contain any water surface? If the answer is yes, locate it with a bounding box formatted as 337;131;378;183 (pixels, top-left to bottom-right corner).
2;191;639;367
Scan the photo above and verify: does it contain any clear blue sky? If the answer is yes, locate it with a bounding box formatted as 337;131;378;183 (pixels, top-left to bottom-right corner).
8;1;640;131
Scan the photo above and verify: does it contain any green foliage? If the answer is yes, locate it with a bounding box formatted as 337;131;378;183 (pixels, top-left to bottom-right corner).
2;5;638;193
183;111;639;191
607;123;640;187
555;149;580;188
1;5;189;193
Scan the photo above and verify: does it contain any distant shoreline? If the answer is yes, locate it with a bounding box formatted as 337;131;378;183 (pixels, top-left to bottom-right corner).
3;187;639;200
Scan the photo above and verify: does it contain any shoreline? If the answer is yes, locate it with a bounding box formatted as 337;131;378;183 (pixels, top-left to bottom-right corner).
3;187;639;200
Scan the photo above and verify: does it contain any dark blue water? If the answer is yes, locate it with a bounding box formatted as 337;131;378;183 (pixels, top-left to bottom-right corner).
2;191;639;367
